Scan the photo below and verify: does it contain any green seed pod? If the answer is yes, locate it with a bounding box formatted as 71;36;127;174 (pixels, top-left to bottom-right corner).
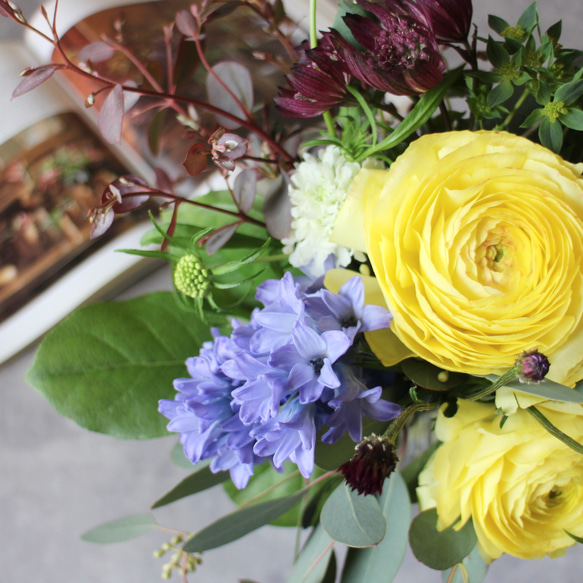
174;255;211;299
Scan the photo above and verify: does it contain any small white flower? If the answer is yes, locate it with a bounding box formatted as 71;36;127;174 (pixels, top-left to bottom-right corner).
283;146;380;276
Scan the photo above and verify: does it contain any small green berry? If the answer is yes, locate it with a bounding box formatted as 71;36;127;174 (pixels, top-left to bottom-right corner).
174;255;211;299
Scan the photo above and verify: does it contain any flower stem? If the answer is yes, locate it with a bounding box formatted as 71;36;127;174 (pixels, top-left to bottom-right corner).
383;401;437;443
466;369;517;401
527;406;583;455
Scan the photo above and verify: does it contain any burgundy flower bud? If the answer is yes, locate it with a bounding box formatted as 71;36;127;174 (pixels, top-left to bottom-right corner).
414;0;473;43
515;350;550;384
339;433;399;496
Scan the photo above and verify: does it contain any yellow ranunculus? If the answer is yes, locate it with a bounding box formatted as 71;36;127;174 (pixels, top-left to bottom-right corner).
417;399;583;561
331;130;583;386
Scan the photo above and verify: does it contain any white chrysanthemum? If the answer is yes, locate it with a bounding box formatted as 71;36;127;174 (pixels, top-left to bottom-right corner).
283;146;377;276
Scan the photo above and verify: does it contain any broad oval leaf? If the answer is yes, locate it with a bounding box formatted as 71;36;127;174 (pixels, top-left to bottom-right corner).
12;64;63;98
151;462;229;509
183;491;304;553
234;169;257;213
207;61;253;129
441;544;488;583
288;524;335;583
340;472;411;583
27;292;226;439
81;513;157;544
99;83;124;144
320;483;386;548
409;508;477;571
78;41;116;63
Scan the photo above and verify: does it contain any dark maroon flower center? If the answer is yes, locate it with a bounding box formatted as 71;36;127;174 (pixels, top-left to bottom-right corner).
374;21;429;70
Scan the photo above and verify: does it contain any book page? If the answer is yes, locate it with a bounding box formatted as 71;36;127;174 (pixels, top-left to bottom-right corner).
0;43;154;358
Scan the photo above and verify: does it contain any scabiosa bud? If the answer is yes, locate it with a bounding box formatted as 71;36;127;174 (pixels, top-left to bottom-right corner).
515;350;550;384
174;255;210;299
339;433;399;496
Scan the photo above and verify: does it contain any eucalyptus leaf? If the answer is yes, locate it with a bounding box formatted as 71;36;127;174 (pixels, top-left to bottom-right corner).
320;483;386;548
81;513;157;544
409;508;477;571
171;441;196;469
287;524;334;583
183;491;305;552
151;463;229;509
340;472;410;583
27;293;225;439
486;375;583;404
441;544;488;583
223;461;306;527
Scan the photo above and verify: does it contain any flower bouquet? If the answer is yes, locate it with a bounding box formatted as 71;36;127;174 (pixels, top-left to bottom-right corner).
5;0;583;580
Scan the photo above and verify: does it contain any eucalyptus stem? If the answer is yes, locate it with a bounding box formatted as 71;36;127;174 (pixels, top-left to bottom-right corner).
383;401;437;443
527;406;583;455
466;369;517;401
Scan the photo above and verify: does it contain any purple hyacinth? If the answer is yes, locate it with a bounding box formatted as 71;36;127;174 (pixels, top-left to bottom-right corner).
160;273;400;489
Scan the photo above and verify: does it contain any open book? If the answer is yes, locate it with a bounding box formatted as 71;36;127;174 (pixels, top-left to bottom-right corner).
0;0;336;364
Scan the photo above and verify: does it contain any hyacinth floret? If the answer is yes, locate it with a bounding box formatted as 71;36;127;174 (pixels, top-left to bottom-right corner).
159;273;400;488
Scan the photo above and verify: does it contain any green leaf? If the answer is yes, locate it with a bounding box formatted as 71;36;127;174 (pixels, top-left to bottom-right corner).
81;513;157;544
517;2;538;33
401;442;440;503
560;108;583;130
487;37;509;69
332;1;370;49
539;117;563;153
27;293;226;439
487;375;583;404
520;108;545;128
340;472;410;583
302;475;344;528
441;545;488;583
565;530;583;544
487;80;514;107
183;491;305;552
223;461;306;527
171;441;195;469
360;68;463;161
314;419;388;471
287;524;334;583
320;483;386;548
401;359;467;391
546;20;562;42
151;463;230;509
409;508;477;571
555;80;583;104
488;14;510;36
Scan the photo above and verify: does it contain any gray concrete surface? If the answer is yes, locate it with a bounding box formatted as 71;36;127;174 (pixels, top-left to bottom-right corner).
2;0;583;581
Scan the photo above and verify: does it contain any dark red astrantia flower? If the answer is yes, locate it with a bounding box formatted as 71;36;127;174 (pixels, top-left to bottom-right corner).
275;33;352;118
413;0;473;43
340;0;445;95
